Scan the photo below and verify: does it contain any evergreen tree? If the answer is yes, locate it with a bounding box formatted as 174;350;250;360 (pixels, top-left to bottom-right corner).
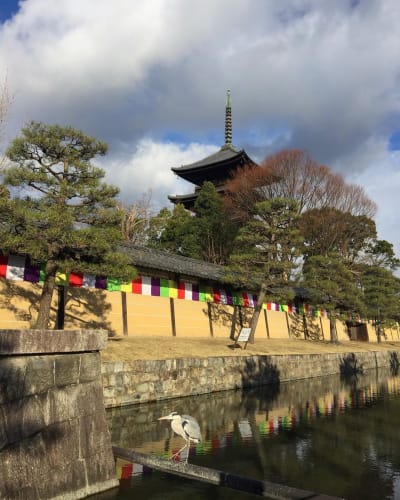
302;253;364;342
0;121;135;329
148;183;237;264
363;239;400;270
191;182;237;264
300;207;377;342
147;204;195;254
228;198;302;343
360;261;400;342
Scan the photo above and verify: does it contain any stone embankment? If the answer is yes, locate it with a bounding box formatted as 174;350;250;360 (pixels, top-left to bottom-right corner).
101;349;399;408
0;329;118;499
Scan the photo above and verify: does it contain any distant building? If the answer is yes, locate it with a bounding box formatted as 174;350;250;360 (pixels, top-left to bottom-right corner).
168;90;258;210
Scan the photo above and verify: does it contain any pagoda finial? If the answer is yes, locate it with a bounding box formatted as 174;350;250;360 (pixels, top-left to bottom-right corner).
225;89;232;146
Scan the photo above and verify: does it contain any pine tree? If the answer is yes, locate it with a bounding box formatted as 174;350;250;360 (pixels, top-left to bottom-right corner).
0;121;135;329
191;182;237;264
148;182;237;264
228;198;302;343
302;253;364;342
147;204;195;254
361;238;400;342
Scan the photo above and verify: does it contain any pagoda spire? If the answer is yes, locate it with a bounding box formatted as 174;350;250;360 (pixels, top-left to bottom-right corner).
224;89;232;146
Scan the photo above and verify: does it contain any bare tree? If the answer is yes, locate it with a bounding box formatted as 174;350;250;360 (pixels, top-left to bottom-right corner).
118;190;154;245
261;150;331;212
225;149;376;219
224;164;277;221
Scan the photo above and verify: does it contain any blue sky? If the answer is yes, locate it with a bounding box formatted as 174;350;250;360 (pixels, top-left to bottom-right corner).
0;0;400;256
0;0;19;23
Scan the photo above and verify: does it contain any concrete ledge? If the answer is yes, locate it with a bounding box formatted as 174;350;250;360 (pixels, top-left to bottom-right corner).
0;329;108;355
113;447;341;499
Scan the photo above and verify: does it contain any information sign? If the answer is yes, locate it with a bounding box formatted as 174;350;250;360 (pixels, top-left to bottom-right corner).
235;327;251;349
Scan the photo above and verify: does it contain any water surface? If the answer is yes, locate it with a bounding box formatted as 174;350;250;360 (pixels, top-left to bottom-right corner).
100;368;400;499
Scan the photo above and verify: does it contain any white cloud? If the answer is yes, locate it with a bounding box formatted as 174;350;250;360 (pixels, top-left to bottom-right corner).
1;0;400;254
342;138;400;256
100;138;216;209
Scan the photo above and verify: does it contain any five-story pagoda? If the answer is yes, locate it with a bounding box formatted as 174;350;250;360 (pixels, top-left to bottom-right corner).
168;90;258;210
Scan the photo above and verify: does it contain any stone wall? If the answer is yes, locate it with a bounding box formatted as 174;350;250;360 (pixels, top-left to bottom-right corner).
101;349;400;408
0;329;118;499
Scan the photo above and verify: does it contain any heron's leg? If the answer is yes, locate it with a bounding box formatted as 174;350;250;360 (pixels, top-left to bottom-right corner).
184;439;192;463
171;443;188;460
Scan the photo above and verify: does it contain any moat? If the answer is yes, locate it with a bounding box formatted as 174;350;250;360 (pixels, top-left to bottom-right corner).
100;367;400;499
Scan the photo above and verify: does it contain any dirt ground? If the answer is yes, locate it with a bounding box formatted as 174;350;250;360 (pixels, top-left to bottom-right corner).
100;335;400;362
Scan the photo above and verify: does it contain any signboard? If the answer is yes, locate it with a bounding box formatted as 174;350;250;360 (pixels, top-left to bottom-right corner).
234;327;251;349
237;327;251;342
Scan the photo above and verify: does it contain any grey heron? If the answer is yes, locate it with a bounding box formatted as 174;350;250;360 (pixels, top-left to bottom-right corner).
158;412;202;461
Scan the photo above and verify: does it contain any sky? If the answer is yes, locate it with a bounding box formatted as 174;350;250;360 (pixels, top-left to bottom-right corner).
0;0;400;256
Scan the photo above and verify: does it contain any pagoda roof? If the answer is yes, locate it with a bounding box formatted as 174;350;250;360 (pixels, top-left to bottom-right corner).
168;184;226;210
171;144;257;186
167;192;199;208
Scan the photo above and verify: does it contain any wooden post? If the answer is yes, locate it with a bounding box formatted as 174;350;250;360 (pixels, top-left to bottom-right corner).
319;316;325;340
285;311;291;338
56;286;66;330
169;297;177;337
121;292;128;336
207;302;214;338
238;306;244;328
302;314;309;340
230;306;238;340
263;309;270;339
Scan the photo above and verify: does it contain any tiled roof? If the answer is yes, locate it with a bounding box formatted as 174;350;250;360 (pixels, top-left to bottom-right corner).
119;244;225;282
120;244;307;300
171;145;246;173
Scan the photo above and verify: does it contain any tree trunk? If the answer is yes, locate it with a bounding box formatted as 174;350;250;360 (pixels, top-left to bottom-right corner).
377;325;382;343
329;312;338;343
55;285;66;329
302;313;309;339
35;261;57;329
248;283;267;344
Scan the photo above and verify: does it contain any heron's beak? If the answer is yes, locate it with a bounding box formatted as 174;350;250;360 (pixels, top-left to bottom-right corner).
158;415;170;421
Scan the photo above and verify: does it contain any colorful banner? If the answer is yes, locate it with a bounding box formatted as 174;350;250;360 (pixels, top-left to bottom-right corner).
0;253;329;316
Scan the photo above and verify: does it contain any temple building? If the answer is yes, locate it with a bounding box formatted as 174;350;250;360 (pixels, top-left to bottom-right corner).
168;90;258;210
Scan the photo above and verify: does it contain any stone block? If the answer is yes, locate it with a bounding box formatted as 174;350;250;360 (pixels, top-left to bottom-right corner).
3;394;48;445
112;361;124;373
49;385;79;423
136;382;149;393
35;458;88;499
24;356;54;396
0;444;27;493
79;352;101;383
0;406;7;450
0;329;109;355
76;381;105;416
79;411;114;459
55;354;80;387
1;435;49;494
42;420;80;468
0;357;27;403
85;451;118;493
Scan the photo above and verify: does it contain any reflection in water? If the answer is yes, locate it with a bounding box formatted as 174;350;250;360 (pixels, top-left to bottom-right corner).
103;369;400;500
